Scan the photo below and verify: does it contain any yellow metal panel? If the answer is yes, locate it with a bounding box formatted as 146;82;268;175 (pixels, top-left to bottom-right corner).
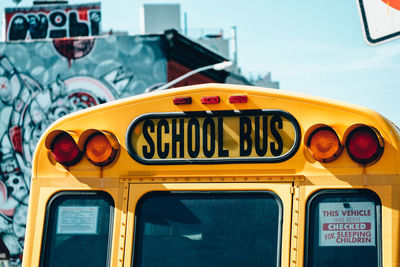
116;180;129;267
290;184;300;267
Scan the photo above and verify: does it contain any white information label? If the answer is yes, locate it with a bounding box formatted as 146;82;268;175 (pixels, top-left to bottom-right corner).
57;206;99;234
319;202;375;247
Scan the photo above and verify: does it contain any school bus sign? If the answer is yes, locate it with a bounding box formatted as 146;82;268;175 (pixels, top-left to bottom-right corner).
357;0;400;45
126;110;301;164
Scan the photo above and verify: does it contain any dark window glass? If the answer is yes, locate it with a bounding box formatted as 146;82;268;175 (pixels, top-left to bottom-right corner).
306;190;381;267
133;192;282;267
41;191;114;267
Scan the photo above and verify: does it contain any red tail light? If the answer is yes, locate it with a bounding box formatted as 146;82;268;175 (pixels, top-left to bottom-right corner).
201;96;220;104
51;133;82;166
173;97;192;105
346;126;384;164
229;95;248;103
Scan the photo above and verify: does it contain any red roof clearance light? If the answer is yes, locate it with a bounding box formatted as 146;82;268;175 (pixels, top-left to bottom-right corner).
346;126;384;164
51;133;82;166
229;95;248;103
201;96;220;104
173;97;192;105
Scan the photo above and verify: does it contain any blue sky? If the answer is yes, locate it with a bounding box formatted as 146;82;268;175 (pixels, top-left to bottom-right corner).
1;0;400;125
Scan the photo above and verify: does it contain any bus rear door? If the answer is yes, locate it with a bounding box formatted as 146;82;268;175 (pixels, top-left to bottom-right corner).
123;181;299;267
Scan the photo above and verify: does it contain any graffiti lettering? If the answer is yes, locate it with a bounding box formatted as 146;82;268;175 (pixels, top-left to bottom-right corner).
7;10;101;41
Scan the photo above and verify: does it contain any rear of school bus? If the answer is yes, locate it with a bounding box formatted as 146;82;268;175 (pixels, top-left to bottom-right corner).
22;84;400;267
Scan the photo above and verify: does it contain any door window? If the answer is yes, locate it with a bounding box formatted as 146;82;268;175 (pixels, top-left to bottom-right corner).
305;189;381;267
133;191;282;267
41;191;114;267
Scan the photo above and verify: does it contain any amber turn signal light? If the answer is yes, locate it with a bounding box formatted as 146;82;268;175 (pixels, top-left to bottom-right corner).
307;127;342;163
85;133;118;167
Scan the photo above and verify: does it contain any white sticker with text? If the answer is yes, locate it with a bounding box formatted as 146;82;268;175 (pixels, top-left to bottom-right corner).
57;206;99;234
319;202;375;246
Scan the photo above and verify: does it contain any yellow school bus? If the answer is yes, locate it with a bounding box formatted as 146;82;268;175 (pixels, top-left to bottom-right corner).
23;84;400;266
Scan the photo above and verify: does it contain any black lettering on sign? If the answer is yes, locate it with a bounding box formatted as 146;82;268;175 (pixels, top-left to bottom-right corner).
240;116;252;156
172;119;184;158
142;119;155;159
157;119;169;159
187;118;200;158
255;116;268;156
203;118;216;158
126;110;300;165
270;115;283;156
218;117;229;157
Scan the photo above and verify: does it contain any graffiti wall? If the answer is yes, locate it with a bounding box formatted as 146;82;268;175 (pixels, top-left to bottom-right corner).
0;35;166;264
5;2;101;41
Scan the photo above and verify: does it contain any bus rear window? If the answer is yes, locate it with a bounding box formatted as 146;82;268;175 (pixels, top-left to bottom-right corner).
41;191;114;267
133;192;282;267
305;189;381;267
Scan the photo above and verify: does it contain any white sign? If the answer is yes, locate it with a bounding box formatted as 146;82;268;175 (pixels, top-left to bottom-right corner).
319;202;376;246
357;0;400;45
57;206;99;234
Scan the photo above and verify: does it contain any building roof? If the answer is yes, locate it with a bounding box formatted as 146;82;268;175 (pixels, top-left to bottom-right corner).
161;29;231;83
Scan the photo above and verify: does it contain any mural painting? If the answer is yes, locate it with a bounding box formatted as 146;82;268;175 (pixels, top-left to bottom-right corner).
0;35;166;265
